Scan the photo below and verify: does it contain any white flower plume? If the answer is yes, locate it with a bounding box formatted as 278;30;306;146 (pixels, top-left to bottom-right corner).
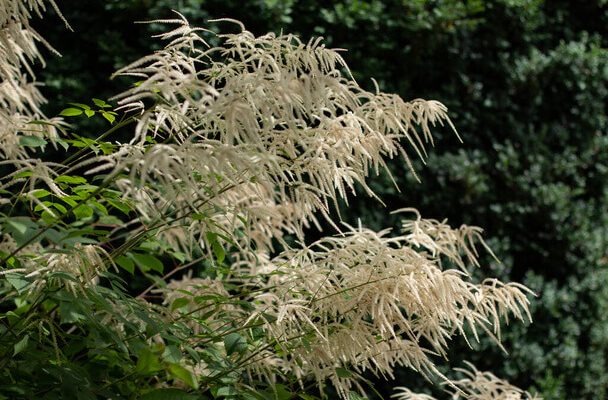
97;14;458;258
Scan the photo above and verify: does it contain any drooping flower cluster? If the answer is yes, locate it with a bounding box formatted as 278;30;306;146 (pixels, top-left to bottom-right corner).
105;14;539;399
241;220;532;398
450;362;542;400
0;0;68;199
95;13;456;259
0;0;62;116
392;362;542;400
0;235;111;295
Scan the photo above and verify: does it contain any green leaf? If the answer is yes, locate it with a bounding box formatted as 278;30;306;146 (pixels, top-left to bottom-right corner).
3;256;17;268
171;297;190;311
168;363;198;389
60;196;78;207
6;220;29;236
13;335;29;356
206;232;225;264
162;345;182;363
72;184;98;194
73;205;94;219
59;301;85;324
90;200;108;215
4;218;39;247
268;385;292;400
214;243;225;264
224;332;247;355
101;111;115;124
106;198;131;214
5;273;30;294
216;387;238;397
130;253;164;273
67;102;91;110
84;109;95;118
19;135;48;147
92;98;111;108
336;367;353;378
31;189;51;198
65;138;92;148
183;346;201;364
38;209;57;223
191;212;207;221
59;108;83;117
56;138;69;150
136;348;162;375
14;171;32;179
115;256;134;274
194;294;222;303
140;389;199;400
99;142;114;155
51;203;68;214
55;175;87;184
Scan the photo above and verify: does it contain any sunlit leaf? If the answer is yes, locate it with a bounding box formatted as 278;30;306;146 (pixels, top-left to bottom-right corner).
59;108;83;116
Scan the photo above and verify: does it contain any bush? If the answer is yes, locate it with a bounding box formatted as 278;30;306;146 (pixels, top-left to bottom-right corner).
0;2;540;399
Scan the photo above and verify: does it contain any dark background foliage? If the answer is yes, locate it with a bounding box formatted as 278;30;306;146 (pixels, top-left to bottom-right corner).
34;1;608;398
